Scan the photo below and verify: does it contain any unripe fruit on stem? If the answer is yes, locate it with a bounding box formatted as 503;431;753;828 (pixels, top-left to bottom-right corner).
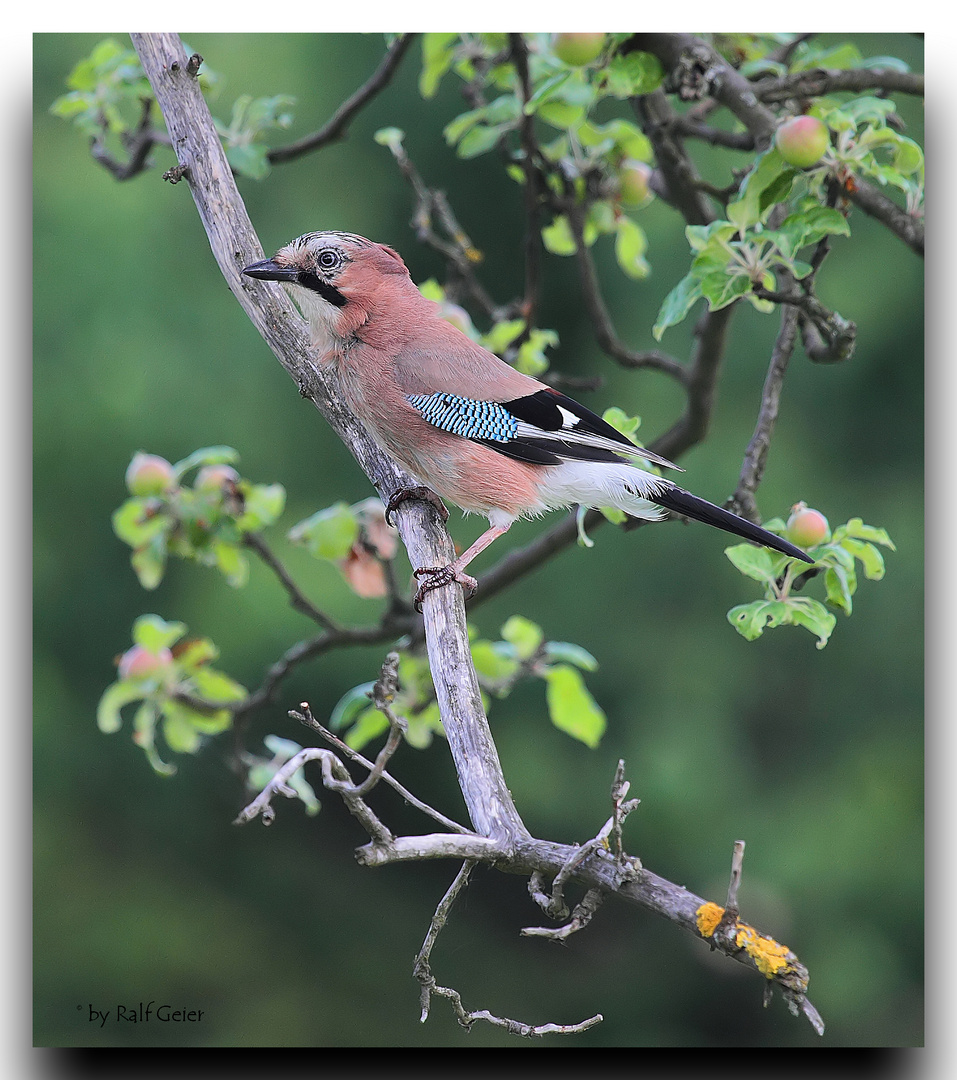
118;644;174;680
553;33;605;67
194;464;240;493
126;453;174;496
775;116;830;169
786;503;830;548
617;159;653;206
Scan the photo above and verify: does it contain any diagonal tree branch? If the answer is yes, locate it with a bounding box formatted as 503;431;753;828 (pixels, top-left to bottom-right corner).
131;32;527;847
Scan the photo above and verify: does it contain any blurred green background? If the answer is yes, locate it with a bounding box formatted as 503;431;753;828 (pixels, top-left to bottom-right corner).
33;33;923;1048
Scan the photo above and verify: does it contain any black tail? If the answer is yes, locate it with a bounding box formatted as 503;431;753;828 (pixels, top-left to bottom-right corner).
654;486;815;564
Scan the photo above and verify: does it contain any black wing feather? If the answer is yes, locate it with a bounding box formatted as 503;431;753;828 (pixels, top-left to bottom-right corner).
501;388;636;447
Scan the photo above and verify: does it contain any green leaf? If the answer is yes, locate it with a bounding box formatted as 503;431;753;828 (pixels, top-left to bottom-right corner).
132;701;176;776
536;100;587;131
787;598;838;649
598;506;627;525
834;518;896;549
404;702;444;750
131;538;168;590
686;221;738;252
774;206;850;257
225;142;271;180
513;329;557;377
172;446;239;482
132;614;186;653
840;537;887;580
601;407;642;441
824;564;854;615
420;32;460;98
456;123;506;159
725;544;778;584
189;666;247;704
112;498;171;547
544;665;606;748
653;274;704;339
482;318;526;354
523;70;573;114
727;147;795;229
500;615;544;661
727;598;793;640
329;682;376;731
237;482;286;531
699;269;751;311
175;637;219;668
211;538;249;587
727;597;836;647
541;216;578;256
345;706;390;751
544;641;598;671
614;217;650;279
602;50;663;98
160;701;202;754
288;502;359;561
96;680;143;734
603;118;652;161
471;641;521;688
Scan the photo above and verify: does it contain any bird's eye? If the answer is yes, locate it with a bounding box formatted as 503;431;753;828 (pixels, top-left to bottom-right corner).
317;248;342;272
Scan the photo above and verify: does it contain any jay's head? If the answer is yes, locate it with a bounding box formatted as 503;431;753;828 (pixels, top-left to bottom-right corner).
243;231;414;342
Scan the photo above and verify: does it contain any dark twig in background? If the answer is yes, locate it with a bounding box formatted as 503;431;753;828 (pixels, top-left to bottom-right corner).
267;34;416;163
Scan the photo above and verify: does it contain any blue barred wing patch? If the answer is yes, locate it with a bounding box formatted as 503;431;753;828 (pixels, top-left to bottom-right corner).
407;393;518;443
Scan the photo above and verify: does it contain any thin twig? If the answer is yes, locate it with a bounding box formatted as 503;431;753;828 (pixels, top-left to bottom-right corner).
353;652;408;797
726;840;746;915
752;286;857;363
243;532;337;629
383;140;505;321
564;197;688;380
733;301;800;521
508;33;544;328
415;861;603;1035
521;887;605;942
233;745;393;843
294;703;470;834
267;34;416;163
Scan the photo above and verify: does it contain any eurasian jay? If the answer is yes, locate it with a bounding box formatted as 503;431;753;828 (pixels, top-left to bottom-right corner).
243;231;813;608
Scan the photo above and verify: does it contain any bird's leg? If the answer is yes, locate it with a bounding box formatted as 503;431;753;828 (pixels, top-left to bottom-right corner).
413;523;512;612
385;486;449;527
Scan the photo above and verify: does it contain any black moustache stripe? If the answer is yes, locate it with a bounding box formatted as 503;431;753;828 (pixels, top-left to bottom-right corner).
297;271;347;308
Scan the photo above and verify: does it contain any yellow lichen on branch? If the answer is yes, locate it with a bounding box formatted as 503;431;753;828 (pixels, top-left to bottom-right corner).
695;900;725;938
695;900;796;980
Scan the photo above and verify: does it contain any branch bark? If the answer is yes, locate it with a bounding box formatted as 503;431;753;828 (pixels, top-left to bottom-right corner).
131;32;527;847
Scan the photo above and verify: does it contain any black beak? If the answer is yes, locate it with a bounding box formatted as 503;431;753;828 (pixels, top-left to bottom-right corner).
242;258;300;282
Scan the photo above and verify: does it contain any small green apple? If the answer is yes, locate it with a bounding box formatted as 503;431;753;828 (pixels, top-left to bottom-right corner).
617;159;654;206
553;33;606;67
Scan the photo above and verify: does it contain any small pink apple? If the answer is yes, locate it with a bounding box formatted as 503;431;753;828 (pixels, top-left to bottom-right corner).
775;116;830;169
194;465;240;493
125;453;174;496
118;644;174;680
786;503;830;548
